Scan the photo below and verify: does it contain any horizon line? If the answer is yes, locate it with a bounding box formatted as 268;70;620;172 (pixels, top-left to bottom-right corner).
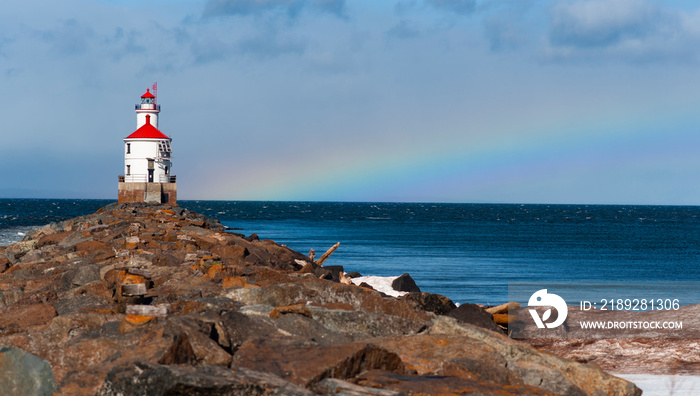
0;196;698;207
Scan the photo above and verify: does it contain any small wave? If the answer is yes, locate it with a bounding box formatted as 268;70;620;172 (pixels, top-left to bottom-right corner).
366;217;391;220
0;226;39;246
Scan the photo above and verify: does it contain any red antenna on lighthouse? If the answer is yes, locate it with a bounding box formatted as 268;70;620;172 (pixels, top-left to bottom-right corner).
152;82;158;106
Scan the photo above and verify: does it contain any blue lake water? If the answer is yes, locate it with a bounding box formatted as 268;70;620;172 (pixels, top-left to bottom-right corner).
2;199;700;304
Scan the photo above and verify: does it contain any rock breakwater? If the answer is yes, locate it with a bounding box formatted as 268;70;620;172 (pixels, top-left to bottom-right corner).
0;203;641;395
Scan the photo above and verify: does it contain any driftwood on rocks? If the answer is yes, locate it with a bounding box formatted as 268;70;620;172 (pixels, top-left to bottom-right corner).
485;302;521;315
314;242;340;266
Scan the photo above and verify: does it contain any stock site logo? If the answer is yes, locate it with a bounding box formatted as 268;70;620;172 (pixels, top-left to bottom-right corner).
528;289;568;329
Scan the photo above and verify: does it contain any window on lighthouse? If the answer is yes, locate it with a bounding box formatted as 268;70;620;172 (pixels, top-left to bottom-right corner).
126;143;131;154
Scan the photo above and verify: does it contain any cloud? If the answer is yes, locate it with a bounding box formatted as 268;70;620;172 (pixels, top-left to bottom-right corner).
425;0;477;15
312;0;346;17
237;28;306;59
545;0;700;63
203;0;346;19
39;19;95;56
483;16;525;51
549;0;671;48
190;38;231;64
188;26;306;64
104;27;147;61
386;19;422;40
476;0;536;51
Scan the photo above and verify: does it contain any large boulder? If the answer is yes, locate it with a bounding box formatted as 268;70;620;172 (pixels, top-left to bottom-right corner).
233;338;407;387
391;273;420;293
226;281;430;324
0;347;57;396
447;302;501;332
399;292;456;315
98;362;313;396
425;317;641;396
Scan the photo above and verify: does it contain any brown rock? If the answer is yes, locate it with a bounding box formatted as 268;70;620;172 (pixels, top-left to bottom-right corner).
61;265;101;291
0;257;12;273
269;303;313;319
158;332;197;365
399;292;457;315
74;240;112;257
355;370;555;395
98;362;313;396
36;231;72;249
151;253;180;267
0;303;56;333
221;276;257;289
217;310;278;353
165;318;233;366
211;244;246;261
308;305;428;339
310;302;355;311
447;303;501;332
170;300;209;315
423;317;641;395
74;280;112;300
227;281;430;324
233;338;407;387
312;377;404;396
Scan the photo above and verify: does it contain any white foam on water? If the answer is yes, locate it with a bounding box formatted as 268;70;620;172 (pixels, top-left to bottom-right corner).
350;275;407;297
0;226;37;246
617;374;700;396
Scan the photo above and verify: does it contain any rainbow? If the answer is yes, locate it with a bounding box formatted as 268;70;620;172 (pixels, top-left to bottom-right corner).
197;102;700;204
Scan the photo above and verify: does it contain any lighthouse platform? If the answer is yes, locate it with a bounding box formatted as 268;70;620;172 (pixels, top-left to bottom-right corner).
118;177;177;206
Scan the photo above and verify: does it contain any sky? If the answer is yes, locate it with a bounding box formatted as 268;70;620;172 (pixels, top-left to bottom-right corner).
2;0;700;204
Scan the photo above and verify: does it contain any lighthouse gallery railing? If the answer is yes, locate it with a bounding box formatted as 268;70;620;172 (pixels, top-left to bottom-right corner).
135;104;161;110
119;175;176;183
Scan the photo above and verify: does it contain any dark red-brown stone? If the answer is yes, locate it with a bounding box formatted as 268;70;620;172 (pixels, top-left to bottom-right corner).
233;338;407;387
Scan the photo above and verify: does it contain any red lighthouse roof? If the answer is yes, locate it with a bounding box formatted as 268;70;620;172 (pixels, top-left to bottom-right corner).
141;89;155;99
125;115;170;139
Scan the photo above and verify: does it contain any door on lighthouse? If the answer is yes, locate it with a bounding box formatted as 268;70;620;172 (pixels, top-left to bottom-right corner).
147;159;155;183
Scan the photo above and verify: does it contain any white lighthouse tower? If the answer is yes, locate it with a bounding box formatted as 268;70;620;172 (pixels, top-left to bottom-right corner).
118;87;177;205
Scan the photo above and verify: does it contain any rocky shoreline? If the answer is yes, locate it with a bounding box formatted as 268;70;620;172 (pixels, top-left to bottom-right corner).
0;203;641;395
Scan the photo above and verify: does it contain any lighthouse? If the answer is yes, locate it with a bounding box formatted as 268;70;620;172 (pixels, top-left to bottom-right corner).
117;87;177;205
